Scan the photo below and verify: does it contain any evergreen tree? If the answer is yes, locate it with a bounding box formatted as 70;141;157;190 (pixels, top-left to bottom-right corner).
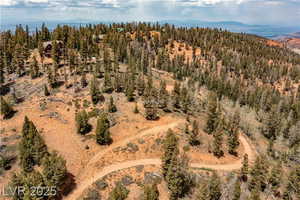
232;178;241;200
196;181;209;200
0;154;11;170
172;81;181;109
285;165;300;199
103;71;113;93
227;111;240;155
185;123;189;134
90;76;104;105
266;140;275;158
208;171;222;200
51;40;60;64
13;44;25;77
133;102;139;113
205;93;220;134
10;87;19;104
249;186;261;200
64;67;69;88
109;183;129;200
268;162;282;193
47;64;59;88
126;82;135;102
75;110;91;135
42;151;67;195
44;84;50;96
145;107;159;120
38;41;44;69
212;125;224;158
19;117;48;172
114;73;123;93
0;58;5;85
80;72;88;88
288;121;300;148
166;154;191;200
10;172;25;200
281;114;292;139
158;80;169;110
249;156;268;192
227;130;239;156
143;184;159;200
180;87;191;113
0;97;14;119
137;75;145;96
108;96;117;113
10;170;45;200
240;154;249;182
260;105;280;140
189;120;200;145
96;113;112;145
30;56;40;79
161;129;178;177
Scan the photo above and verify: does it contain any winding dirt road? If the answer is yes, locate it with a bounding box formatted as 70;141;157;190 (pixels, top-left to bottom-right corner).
64;121;255;200
87;121;184;166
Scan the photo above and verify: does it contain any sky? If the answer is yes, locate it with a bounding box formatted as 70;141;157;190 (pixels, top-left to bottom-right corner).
0;0;300;26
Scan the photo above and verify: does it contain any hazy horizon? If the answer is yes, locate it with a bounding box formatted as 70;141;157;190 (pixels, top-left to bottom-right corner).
1;19;299;39
1;0;300;27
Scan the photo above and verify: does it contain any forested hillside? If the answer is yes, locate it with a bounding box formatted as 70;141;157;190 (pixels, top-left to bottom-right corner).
0;23;299;200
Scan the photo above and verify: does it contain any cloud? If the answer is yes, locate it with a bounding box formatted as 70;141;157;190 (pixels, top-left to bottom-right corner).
0;0;122;8
0;0;293;9
261;0;284;6
175;0;247;6
0;0;17;6
1;0;299;27
26;0;48;3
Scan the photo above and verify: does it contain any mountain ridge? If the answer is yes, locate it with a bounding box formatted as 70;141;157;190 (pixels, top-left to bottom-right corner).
1;20;299;39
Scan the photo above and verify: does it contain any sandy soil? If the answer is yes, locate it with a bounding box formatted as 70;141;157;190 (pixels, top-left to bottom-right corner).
266;40;283;47
166;40;201;63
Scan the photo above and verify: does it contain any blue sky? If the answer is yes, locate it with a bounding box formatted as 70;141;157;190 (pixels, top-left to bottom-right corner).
1;0;300;26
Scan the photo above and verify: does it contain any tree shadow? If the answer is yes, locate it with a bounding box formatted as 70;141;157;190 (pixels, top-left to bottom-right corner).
189;140;201;146
16;96;25;104
59;172;76;199
81;124;92;135
51;81;65;89
3;110;18;120
0;85;10;96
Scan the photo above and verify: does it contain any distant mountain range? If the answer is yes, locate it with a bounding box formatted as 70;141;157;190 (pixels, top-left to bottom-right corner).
275;32;300;40
1;20;299;39
159;20;299;39
276;32;300;51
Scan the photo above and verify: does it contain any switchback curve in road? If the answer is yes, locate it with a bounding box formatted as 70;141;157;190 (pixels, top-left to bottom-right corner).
64;121;256;200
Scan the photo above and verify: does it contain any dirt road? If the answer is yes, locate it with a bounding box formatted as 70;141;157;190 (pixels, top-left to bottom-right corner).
75;120;184;182
64;122;255;200
87;121;183;166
